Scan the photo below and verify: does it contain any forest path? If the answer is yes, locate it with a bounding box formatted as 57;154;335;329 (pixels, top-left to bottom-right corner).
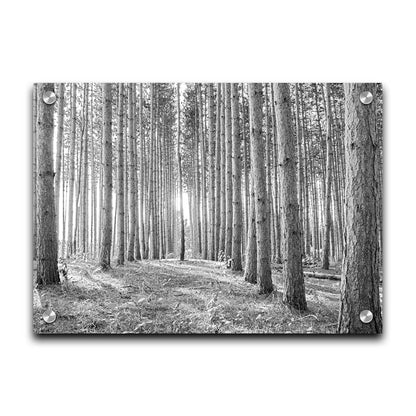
33;259;339;334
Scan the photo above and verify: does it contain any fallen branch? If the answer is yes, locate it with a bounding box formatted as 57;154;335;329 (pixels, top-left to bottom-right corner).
304;271;341;281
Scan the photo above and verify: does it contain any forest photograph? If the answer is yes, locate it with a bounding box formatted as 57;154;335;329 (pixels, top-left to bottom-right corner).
32;82;383;335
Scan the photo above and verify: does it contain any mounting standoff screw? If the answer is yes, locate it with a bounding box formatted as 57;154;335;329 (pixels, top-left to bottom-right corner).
360;310;373;324
360;91;373;105
43;90;57;105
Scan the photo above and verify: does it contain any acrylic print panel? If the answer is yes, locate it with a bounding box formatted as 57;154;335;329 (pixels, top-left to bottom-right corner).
32;83;383;335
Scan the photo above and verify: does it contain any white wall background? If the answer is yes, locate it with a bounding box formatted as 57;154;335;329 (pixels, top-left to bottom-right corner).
1;1;414;415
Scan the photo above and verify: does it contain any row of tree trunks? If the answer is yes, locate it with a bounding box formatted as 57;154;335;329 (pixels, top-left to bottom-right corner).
34;83;382;334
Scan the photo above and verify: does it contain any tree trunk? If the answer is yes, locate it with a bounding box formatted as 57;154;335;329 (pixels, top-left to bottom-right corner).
300;86;311;256
54;83;65;240
295;84;305;256
117;84;125;265
241;84;249;253
32;85;38;260
81;84;89;254
224;83;233;260
198;84;208;259
36;83;59;285
134;87;142;261
338;83;382;334
207;84;216;260
321;83;333;269
248;83;273;294
177;84;185;261
98;83;113;270
231;83;242;271
214;83;222;258
127;84;136;261
244;173;256;283
138;84;147;259
270;85;282;263
273;83;307;310
219;84;226;256
264;84;274;256
66;83;77;258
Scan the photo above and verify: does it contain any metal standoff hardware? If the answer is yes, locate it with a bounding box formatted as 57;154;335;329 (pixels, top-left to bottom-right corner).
42;307;57;324
359;91;373;105
359;310;373;324
43;90;57;105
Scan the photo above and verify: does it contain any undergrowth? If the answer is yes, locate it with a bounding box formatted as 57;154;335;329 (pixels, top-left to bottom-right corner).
33;258;340;335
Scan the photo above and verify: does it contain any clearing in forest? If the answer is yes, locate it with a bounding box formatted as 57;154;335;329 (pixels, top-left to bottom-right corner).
33;259;340;334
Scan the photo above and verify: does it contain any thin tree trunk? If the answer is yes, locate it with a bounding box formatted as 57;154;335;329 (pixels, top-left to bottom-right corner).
231;83;242;270
214;83;222;258
117;84;125;265
295;84;305;256
134;88;142;261
219;84;226;256
300;85;311;256
176;84;185;260
270;85;281;263
244;173;256;283
54;83;65;240
81;84;89;254
207;84;216;260
138;84;146;259
98;83;113;270
225;83;233;260
66;83;77;258
322;83;333;269
198;84;208;259
127;84;136;261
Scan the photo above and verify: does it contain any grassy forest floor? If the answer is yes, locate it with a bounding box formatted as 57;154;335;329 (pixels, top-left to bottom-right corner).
32;258;354;335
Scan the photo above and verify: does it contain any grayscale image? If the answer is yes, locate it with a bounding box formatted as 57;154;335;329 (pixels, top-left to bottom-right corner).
32;83;383;335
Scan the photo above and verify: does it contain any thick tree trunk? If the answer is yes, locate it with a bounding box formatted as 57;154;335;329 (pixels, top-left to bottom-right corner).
338;83;382;334
241;85;249;252
273;83;307;310
36;83;59;285
248;83;273;294
32;85;38;260
231;83;242;271
98;83;113;270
